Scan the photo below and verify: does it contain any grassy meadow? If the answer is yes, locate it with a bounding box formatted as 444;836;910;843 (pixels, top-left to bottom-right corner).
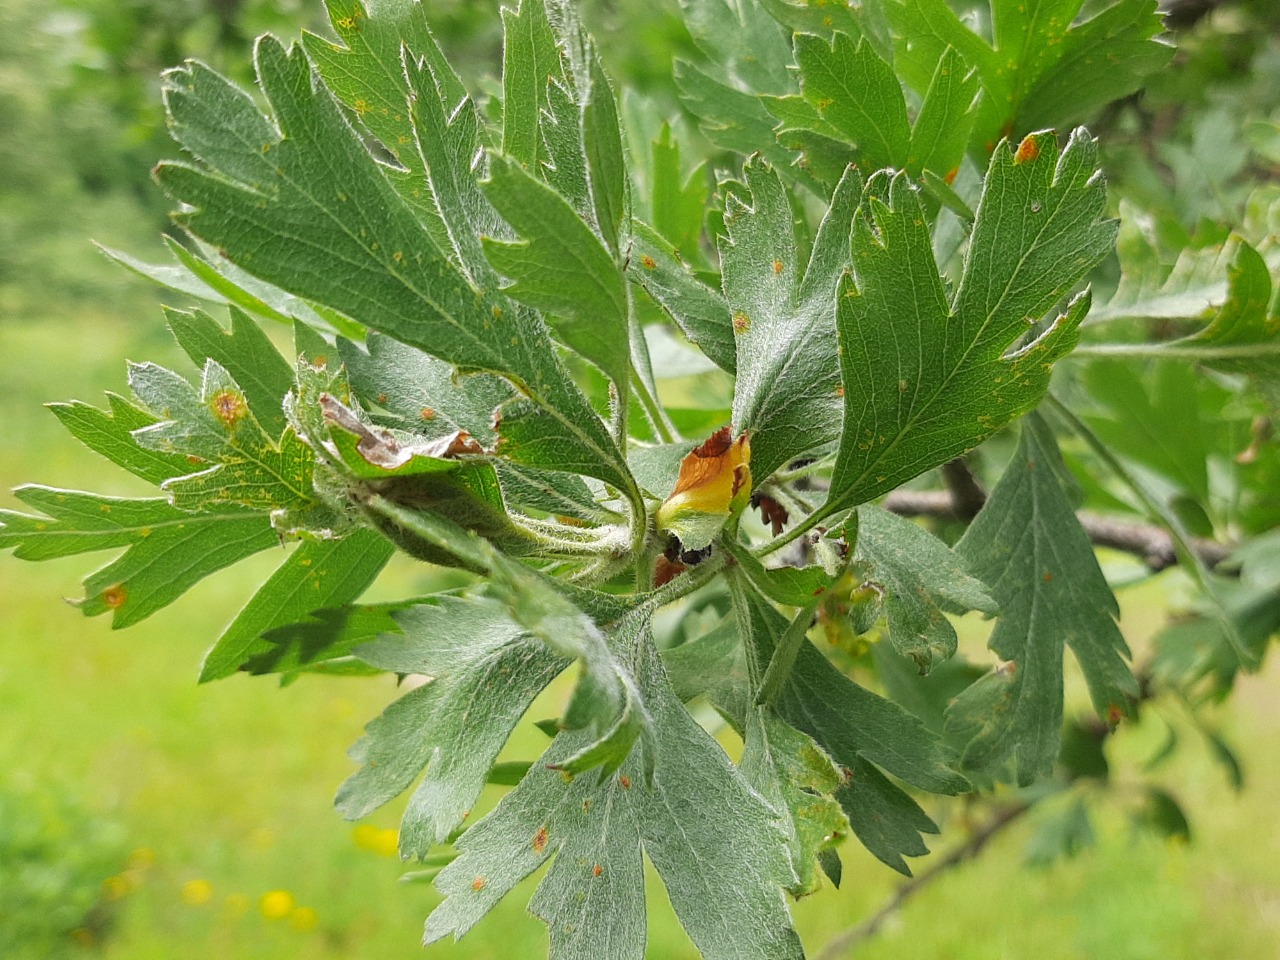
2;301;1278;959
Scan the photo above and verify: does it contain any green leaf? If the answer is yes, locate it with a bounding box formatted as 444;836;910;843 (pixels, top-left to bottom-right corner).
244;600;414;677
885;0;1171;151
628;222;735;374
425;632;803;960
154;44;634;497
730;544;837;608
101;237;360;337
303;0;464;242
1171;239;1280;377
482;154;631;385
199;527;394;682
650;122;708;255
794;32;910;174
338;333;509;445
492;460;617;525
583;52;628;257
485;559;653;780
678;0;793;95
501;0;564;171
741;706;850;896
165;306;294;438
673;60;807;186
1138;786;1191;842
944;416;1138;785
128;361;315;514
853;505;997;674
907;46;979;180
1025;797;1095;866
732;574;967;873
402;54;505;280
336;596;567;852
48;393;199;486
825;129;1114;516
1079;360;1224;504
0;486;276;629
725;158;863;481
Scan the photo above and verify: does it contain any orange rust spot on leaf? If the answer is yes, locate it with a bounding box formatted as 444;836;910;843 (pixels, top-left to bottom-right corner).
732;311;750;334
618;775;632;790
1106;703;1124;726
944;167;959;186
835;384;845;397
376;393;388;405
640;255;656;270
420;407;436;421
210;389;247;427
102;584;127;609
772;259;783;275
1014;135;1040;165
471;876;486;892
592;864;603;877
1043;571;1053;582
533;827;549;853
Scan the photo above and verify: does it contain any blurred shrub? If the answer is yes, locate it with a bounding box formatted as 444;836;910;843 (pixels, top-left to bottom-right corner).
0;783;130;958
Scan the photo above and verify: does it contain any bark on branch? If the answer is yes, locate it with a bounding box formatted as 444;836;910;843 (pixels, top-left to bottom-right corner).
883;489;1233;572
814;802;1032;960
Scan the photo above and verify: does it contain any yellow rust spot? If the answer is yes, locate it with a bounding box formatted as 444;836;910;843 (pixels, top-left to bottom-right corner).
102;584;127;609
732;311;750;334
471;876;486;892
533;827;549;853
99;503;111;513
210;389;247;427
314;355;328;367
1014;135;1040;165
640;255;656;270
393;251;404;263
492;305;503;320
420;407;436;421
353;98;369;116
772;259;784;275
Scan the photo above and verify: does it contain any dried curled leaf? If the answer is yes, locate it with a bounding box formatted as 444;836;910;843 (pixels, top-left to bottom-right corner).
656;427;752;551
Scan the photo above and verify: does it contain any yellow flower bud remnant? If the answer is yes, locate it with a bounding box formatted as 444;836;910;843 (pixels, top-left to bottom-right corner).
656;427;752;553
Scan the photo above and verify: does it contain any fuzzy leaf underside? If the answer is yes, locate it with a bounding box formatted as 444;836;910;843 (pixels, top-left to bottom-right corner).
945;415;1138;785
426;631;803;960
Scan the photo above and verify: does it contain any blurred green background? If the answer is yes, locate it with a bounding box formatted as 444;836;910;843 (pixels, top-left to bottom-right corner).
2;0;1278;957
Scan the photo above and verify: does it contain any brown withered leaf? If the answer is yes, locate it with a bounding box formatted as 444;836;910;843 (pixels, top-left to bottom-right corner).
320;393;484;471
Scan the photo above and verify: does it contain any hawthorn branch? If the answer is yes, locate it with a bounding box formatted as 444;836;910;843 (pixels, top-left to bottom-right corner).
883;489;1232;572
814;802;1032;960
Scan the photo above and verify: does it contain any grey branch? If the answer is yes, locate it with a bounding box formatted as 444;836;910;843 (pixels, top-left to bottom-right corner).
883;490;1233;572
814;802;1032;960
